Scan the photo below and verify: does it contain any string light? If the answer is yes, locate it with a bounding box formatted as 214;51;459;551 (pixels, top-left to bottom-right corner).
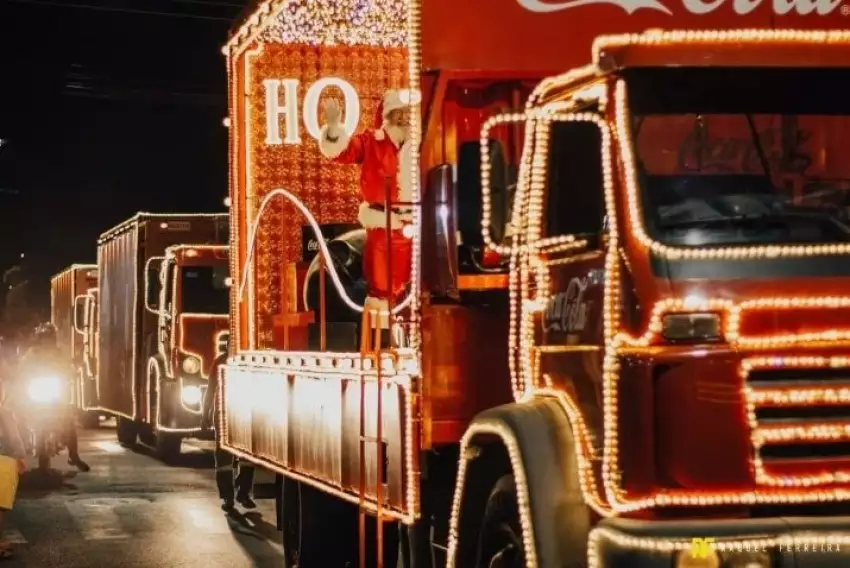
224;0;408;57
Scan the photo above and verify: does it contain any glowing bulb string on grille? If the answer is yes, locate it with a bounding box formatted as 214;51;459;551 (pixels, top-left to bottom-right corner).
237;187;412;316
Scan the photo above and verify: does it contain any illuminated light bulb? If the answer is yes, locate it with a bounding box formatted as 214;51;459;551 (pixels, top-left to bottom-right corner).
402;224;415;239
222;117;231;128
223;197;231;208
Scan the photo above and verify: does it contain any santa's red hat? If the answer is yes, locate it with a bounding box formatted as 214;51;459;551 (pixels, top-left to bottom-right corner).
374;89;412;128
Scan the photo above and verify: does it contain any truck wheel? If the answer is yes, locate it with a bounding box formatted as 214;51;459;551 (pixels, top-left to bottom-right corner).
116;417;138;448
155;432;182;462
476;474;525;568
281;479;360;567
35;432;50;472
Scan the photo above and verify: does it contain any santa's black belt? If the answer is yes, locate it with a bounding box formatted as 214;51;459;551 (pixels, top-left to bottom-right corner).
368;203;411;215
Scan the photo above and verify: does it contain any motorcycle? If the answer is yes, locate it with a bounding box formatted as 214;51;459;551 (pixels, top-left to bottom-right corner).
20;373;68;471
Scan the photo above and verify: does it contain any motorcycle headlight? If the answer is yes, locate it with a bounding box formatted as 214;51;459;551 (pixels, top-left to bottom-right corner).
28;376;63;404
182;356;201;375
181;385;203;406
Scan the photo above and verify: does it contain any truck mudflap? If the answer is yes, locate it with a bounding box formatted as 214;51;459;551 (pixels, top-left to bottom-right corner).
590;515;850;567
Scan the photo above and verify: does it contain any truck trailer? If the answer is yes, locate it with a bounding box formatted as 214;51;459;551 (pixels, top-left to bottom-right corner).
96;212;228;459
220;1;850;567
50;264;98;427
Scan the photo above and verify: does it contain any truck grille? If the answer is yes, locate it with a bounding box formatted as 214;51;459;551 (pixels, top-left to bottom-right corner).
743;357;850;486
216;331;230;358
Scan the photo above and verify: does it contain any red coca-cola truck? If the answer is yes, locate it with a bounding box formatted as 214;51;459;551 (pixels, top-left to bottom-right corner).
95;213;229;459
50;264;99;426
220;1;850;567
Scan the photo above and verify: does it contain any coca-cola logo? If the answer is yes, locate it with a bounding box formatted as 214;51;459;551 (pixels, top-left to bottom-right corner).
676;119;812;174
518;0;845;16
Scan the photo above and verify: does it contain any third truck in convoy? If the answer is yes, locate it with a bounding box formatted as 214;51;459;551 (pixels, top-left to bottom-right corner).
219;0;850;567
50;264;99;427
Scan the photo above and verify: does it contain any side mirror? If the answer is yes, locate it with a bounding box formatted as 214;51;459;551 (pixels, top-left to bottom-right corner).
421;164;460;300
73;294;87;334
145;256;165;315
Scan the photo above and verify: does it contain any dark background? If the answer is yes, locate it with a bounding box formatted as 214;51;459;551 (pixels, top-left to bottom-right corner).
0;0;249;322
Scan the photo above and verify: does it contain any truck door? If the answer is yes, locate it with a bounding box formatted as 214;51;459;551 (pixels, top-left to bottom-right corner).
526;113;612;446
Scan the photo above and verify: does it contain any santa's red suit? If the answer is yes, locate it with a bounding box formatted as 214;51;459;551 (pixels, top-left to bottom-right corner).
319;90;413;323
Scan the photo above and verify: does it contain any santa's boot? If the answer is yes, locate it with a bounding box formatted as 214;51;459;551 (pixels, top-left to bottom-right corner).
362;296;391;350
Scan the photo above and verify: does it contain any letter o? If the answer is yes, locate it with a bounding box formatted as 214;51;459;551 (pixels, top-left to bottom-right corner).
303;77;361;142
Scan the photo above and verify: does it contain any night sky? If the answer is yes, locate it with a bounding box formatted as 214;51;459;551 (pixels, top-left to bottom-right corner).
0;0;249;316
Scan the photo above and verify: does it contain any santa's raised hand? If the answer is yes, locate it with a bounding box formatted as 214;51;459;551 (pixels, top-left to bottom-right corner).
323;98;342;129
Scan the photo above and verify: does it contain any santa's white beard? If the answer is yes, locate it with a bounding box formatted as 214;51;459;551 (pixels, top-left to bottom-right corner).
384;123;409;146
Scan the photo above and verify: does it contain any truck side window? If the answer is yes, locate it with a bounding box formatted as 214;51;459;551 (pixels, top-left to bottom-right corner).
458;139;517;247
163;262;175;313
544;121;605;245
147;266;160;310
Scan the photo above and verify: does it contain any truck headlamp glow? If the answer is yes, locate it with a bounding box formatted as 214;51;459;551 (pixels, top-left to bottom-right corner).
661;313;721;341
182;356;201;375
180;385;202;406
27;375;63;404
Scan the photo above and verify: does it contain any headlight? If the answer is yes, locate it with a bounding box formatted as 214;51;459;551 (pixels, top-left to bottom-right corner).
181;385;202;406
662;313;721;341
28;376;63;404
182;356;201;375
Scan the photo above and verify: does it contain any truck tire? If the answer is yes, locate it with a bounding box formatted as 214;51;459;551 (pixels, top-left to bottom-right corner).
155;432;182;462
281;479;359;567
35;431;50;472
116;417;138;448
475;474;525;568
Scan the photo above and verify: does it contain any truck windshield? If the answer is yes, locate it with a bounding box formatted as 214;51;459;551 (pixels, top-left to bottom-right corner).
180;265;228;314
625;67;850;248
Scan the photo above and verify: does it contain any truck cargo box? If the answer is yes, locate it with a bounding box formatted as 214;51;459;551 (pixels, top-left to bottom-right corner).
96;213;229;419
51;264;97;367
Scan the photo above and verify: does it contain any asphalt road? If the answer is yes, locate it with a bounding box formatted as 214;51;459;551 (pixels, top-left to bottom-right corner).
0;421;284;567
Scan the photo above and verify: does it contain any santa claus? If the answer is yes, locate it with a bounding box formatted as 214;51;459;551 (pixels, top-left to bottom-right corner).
318;89;414;329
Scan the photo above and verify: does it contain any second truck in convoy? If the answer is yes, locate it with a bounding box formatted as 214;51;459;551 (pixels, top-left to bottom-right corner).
94;212;229;459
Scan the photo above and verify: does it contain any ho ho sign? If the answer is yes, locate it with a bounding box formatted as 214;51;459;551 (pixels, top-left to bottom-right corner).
517;0;845;15
263;77;361;146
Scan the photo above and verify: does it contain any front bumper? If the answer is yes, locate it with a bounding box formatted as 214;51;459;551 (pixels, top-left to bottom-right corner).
591;516;850;567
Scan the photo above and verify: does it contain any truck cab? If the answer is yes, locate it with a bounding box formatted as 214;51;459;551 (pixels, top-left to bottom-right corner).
144;244;229;458
73;288;100;426
448;30;850;567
